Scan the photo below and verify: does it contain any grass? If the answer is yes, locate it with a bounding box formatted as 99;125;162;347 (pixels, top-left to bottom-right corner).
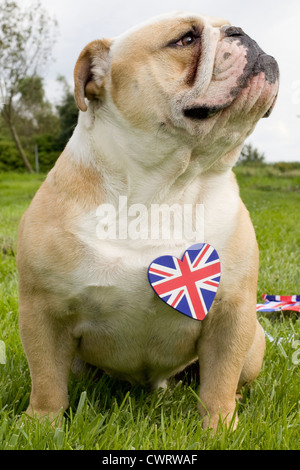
0;167;299;450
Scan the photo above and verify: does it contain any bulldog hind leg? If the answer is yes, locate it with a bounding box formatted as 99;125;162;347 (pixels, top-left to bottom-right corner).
237;319;265;393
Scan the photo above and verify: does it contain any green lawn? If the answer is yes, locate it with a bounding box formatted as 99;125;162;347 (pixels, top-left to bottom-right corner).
0;168;299;450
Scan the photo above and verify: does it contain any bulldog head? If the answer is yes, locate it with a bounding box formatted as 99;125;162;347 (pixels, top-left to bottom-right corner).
74;12;279;167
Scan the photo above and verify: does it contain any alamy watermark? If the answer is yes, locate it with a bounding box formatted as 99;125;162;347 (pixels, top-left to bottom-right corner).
269;335;300;366
95;196;204;241
292;340;300;365
292;80;300;105
0;341;6;365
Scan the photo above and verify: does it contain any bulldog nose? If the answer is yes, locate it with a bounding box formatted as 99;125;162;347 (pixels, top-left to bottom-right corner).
221;25;246;38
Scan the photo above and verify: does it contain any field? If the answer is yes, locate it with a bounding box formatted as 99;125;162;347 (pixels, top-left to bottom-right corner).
0;166;299;450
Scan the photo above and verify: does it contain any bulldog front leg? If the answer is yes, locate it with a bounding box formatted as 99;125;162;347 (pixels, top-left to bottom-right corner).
196;295;258;431
19;296;78;421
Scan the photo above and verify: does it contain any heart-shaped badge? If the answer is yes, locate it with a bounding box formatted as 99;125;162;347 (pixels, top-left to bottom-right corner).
148;243;221;321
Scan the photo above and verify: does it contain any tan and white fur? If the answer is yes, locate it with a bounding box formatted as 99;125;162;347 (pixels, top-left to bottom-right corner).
17;12;279;431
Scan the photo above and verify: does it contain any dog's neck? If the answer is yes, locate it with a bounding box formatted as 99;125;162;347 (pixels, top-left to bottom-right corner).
67;100;239;206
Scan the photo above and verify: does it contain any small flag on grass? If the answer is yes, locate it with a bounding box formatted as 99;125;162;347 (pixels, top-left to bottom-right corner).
257;294;300;313
0;341;6;364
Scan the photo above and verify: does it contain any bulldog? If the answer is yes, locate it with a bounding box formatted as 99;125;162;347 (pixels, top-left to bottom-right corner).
17;11;279;431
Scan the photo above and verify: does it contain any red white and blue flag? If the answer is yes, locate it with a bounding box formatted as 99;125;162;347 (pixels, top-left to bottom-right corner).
148;243;221;321
256;294;300;313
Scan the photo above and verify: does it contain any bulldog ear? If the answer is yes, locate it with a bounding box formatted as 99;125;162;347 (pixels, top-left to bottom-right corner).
74;39;113;112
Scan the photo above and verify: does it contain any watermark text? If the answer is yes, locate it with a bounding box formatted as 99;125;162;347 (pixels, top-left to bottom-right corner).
96;197;204;241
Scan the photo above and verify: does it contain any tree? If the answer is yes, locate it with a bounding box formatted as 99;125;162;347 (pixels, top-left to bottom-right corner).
56;76;79;149
238;143;265;166
14;75;60;140
0;0;58;172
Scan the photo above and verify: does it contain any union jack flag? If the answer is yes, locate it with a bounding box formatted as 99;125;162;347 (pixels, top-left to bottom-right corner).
256;294;300;312
148;243;221;321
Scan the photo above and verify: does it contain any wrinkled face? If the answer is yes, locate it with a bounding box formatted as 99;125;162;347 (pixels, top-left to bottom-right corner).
75;12;279;158
109;13;279;139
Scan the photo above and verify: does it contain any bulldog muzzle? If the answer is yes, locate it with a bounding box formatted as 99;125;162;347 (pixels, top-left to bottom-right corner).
183;24;279;121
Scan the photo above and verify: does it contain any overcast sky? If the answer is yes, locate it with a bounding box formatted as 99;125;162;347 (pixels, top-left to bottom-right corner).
32;0;300;162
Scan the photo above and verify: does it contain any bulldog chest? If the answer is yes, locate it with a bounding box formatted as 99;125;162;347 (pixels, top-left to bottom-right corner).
70;179;239;383
72;242;202;384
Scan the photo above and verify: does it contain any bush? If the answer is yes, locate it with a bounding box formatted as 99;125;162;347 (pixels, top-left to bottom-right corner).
0;137;27;172
237;143;265;166
0;134;62;173
31;133;61;173
272;161;300;173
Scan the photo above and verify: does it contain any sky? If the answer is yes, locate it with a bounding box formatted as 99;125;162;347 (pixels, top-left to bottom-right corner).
24;0;300;163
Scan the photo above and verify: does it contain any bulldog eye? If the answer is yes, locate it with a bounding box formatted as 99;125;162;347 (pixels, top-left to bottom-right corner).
174;31;198;47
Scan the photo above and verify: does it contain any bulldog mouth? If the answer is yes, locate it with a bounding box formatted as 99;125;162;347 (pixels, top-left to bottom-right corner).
183;106;224;120
182;28;279;124
263;93;278;118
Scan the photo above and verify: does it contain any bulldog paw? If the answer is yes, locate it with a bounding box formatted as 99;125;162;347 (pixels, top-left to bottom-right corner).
199;402;238;433
23;405;65;428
